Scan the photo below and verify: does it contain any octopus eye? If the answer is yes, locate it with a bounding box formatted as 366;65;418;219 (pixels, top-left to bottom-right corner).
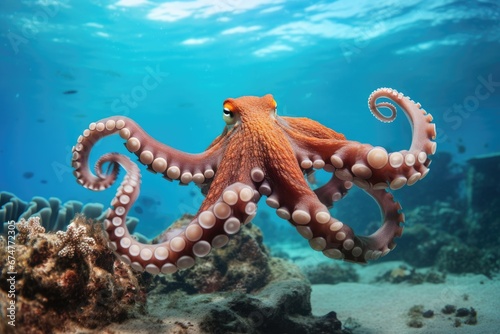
223;107;236;125
223;107;233;118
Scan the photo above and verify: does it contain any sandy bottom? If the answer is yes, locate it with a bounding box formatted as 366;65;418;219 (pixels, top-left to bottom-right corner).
310;261;499;334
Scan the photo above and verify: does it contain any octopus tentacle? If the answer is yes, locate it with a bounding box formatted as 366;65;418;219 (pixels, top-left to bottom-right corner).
319;187;404;262
254;160;403;261
71;117;261;274
278;117;345;173
249;165;334;237
313;175;353;208
72;117;223;190
331;88;436;189
283;88;436;190
93;153;258;274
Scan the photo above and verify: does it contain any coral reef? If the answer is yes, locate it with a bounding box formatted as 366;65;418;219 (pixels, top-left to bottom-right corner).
0;191;138;236
0;214;147;334
1;214;343;333
434;243;500;275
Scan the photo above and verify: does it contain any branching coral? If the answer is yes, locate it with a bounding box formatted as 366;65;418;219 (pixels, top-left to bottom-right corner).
55;222;96;258
15;216;46;243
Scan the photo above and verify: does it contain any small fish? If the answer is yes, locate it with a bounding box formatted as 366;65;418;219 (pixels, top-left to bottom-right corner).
140;196;159;208
23;171;34;179
63;90;78;95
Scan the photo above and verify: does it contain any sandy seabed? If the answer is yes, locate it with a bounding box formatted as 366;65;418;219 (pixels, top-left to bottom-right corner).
311;261;499;334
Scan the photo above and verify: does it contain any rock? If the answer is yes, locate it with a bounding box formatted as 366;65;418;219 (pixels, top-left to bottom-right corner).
303;262;359;285
0;215;147;334
139;218;343;333
154;215;307;295
120;277;342;334
1;214;344;334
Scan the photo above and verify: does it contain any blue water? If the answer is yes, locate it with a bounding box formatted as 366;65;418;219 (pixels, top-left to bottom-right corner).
1;0;499;238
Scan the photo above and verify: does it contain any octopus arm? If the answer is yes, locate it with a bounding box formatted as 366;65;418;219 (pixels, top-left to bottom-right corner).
279;116;346;140
282;88;437;190
71;116;260;275
72;116;224;190
313;174;352;208
104;152;258;274
299;184;405;263
252;150;404;263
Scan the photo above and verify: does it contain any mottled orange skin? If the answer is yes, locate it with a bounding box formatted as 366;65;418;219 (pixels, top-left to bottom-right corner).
200;94;345;212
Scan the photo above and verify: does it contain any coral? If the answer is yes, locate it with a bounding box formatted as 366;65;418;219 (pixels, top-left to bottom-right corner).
0;215;147;334
384;223;455;267
55;220;96;258
0;191;138;236
15;216;45;244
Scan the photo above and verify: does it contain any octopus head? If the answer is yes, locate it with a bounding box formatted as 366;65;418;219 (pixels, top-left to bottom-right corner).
222;94;278;127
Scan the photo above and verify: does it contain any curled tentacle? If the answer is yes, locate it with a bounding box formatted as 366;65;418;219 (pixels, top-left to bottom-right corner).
71;116;261;274
105;174;258;274
369;101;397;122
250;166;337;242
281;88;437;190
72;117;223;189
101;155;258;274
328;88;436;189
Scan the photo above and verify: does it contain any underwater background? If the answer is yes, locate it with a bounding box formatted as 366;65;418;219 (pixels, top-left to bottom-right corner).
1;1;500;333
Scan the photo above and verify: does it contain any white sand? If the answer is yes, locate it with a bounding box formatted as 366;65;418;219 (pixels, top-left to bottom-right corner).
310;261;499;333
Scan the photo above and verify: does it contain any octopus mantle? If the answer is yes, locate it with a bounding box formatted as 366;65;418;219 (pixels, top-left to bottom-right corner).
72;88;436;275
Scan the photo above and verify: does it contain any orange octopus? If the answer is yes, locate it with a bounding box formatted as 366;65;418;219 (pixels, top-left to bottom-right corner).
72;88;436;274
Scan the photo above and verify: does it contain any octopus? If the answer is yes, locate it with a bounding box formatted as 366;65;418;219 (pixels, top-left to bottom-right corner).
71;88;436;274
